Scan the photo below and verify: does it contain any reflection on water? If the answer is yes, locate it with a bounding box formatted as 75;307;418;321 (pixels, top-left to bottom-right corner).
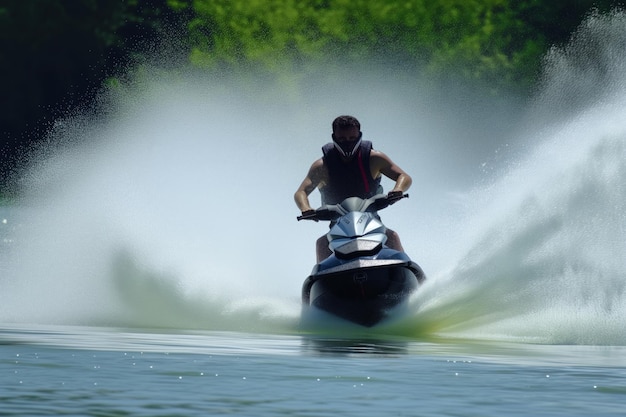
3;324;626;370
301;336;409;357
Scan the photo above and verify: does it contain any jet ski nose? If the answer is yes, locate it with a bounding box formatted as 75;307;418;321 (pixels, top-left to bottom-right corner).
335;239;382;260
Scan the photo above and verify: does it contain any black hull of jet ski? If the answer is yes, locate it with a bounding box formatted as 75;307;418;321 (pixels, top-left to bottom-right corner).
302;251;425;327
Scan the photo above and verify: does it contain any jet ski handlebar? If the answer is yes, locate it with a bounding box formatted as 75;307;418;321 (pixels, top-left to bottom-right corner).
297;193;408;221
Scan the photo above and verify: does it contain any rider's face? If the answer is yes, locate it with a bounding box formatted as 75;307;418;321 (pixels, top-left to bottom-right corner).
332;127;361;156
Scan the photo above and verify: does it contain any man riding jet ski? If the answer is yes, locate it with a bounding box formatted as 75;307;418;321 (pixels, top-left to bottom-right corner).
294;115;412;263
294;116;425;326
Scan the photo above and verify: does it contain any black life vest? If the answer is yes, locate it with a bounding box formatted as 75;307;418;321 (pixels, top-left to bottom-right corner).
320;140;383;205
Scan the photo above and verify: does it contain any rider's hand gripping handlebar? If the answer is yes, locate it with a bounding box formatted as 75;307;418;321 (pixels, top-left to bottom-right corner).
296;193;408;221
297;209;318;222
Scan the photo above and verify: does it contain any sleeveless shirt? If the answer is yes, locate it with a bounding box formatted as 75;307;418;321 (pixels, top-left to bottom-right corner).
320;140;383;205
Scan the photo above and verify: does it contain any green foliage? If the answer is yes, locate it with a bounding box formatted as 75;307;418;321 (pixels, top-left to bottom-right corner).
182;0;554;93
180;0;623;94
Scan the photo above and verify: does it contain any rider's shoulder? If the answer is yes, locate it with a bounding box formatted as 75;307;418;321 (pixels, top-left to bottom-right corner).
369;149;392;161
309;158;329;178
310;158;325;169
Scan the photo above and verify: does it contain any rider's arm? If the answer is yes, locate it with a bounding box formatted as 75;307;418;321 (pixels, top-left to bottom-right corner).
294;159;326;212
371;150;412;192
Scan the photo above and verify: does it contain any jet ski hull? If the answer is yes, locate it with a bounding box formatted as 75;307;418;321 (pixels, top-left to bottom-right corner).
302;256;425;327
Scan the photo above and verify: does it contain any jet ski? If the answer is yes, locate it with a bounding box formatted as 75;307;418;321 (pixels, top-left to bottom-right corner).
298;193;426;327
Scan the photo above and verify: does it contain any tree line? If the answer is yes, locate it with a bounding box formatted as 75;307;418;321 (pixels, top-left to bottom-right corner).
0;0;621;194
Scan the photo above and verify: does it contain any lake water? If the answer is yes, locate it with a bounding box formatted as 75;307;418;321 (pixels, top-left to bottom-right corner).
2;324;626;416
3;10;626;417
